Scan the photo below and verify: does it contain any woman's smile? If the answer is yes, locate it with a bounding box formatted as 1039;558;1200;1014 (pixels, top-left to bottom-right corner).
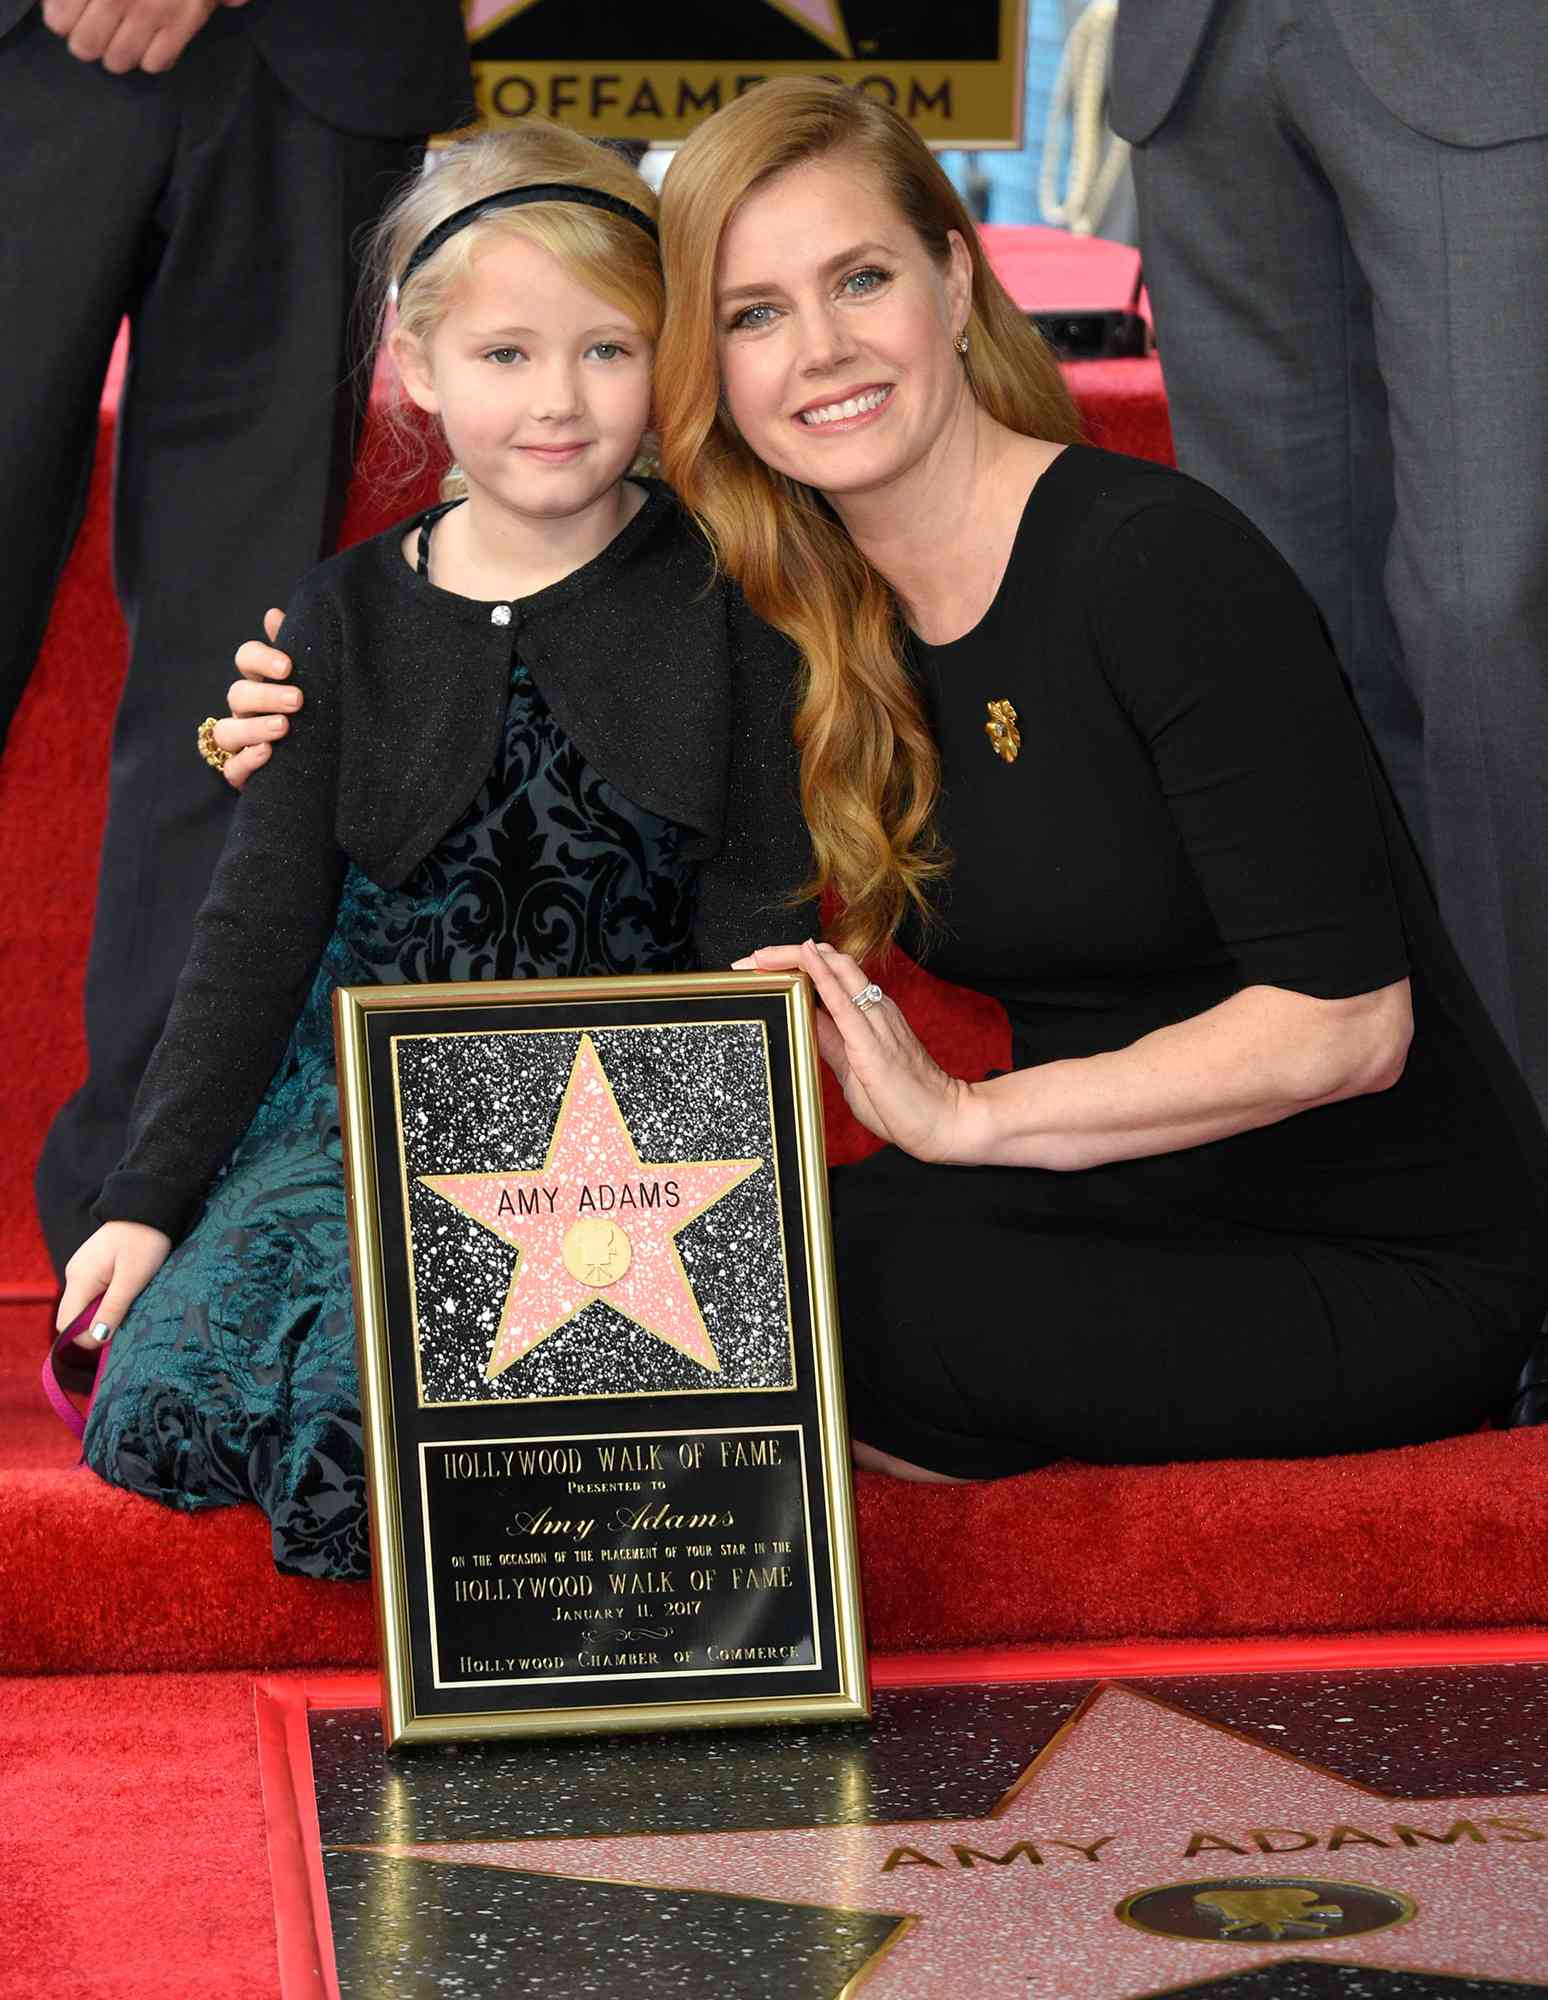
794;383;894;429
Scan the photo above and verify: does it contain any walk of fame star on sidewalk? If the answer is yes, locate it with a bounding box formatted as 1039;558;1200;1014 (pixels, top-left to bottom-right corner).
466;0;855;60
357;1683;1548;1995
421;1034;762;1381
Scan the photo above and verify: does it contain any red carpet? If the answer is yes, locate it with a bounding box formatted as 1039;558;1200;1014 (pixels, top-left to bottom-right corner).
1;1670;282;2000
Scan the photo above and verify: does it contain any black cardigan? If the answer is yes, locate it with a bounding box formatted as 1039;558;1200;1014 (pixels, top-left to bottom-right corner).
96;486;815;1241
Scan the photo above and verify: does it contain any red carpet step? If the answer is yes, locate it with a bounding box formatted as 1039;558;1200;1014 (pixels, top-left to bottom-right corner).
7;1430;1547;1675
5;1274;1545;1675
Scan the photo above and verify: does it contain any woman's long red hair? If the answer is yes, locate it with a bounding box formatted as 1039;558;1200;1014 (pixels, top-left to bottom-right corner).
657;80;1082;963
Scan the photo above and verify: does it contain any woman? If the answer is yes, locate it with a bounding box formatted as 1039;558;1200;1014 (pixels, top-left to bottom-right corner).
220;82;1548;1485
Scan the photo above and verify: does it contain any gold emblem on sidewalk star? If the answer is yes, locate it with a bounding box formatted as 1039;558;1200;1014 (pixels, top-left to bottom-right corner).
985;697;1020;763
1117;1874;1417;1947
1196;1883;1345;1939
420;1034;761;1380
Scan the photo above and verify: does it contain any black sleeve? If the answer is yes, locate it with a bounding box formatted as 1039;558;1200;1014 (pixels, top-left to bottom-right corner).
93;583;349;1241
1091;501;1410;999
691;594;820;968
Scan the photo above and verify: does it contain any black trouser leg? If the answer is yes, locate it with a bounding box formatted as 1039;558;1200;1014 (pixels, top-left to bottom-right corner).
32;14;417;1273
0;18;173;750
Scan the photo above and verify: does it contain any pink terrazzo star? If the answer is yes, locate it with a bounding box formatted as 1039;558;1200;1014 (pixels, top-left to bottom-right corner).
421;1035;761;1381
365;1683;1548;1995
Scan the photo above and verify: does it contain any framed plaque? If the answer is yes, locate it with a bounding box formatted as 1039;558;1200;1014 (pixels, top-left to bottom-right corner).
333;970;869;1746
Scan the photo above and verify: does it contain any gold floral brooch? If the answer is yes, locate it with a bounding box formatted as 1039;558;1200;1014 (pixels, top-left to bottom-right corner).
984;698;1021;764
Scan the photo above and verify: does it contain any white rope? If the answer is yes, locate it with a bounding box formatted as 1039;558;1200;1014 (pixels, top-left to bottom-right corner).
1040;0;1130;237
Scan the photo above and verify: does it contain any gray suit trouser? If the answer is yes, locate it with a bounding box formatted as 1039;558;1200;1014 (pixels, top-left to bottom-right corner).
1128;0;1548;1127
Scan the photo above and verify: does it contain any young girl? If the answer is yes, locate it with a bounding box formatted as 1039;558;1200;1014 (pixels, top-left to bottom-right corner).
56;122;810;1578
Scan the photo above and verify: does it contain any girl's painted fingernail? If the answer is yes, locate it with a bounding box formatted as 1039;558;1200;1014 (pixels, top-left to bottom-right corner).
731;956;756;969
88;1321;114;1345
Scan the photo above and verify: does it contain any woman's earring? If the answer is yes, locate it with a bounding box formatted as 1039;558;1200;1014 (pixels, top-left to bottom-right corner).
954;332;970;355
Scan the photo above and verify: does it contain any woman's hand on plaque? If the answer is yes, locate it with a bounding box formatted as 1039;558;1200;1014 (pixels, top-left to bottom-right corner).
57;1221;172;1348
213;606;300;790
732;940;979;1164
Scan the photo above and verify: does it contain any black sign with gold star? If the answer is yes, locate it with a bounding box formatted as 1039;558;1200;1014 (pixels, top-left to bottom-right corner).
334;969;867;1748
465;0;1027;147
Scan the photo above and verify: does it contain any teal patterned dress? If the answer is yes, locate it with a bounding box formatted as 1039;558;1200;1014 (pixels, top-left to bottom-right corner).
82;655;696;1579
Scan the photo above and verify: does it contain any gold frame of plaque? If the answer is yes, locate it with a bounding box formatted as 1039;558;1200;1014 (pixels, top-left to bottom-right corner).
334;970;868;1747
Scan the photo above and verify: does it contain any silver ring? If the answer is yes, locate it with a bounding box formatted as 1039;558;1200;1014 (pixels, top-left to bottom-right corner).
850;981;885;1013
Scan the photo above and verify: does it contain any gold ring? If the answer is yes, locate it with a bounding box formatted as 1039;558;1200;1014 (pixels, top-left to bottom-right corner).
197;717;230;772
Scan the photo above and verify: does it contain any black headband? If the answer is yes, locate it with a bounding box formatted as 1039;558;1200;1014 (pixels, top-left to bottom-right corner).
399;182;659;291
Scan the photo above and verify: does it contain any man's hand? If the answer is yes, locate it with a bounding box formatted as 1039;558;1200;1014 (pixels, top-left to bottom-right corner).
218;606;299;790
42;0;249;76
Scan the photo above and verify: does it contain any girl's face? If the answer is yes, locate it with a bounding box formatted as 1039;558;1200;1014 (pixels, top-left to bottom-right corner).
713;154;972;506
396;232;653;525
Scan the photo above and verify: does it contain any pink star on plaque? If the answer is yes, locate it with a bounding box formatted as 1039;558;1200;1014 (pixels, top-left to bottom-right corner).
421;1035;761;1381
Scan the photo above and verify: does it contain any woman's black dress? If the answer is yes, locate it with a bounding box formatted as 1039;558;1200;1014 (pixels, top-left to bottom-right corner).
831;446;1548;1476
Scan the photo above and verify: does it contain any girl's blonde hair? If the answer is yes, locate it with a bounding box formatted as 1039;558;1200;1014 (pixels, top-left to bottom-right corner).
365;123;664;499
656;80;1083;965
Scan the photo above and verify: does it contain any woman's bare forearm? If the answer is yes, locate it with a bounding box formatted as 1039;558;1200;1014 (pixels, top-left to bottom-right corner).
950;980;1413;1171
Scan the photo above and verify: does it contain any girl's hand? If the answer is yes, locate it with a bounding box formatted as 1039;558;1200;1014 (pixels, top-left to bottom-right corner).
57;1222;172;1347
212;606;300;792
733;940;979;1164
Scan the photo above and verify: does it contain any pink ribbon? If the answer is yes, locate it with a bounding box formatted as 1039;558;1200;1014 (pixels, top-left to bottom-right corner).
41;1296;105;1445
